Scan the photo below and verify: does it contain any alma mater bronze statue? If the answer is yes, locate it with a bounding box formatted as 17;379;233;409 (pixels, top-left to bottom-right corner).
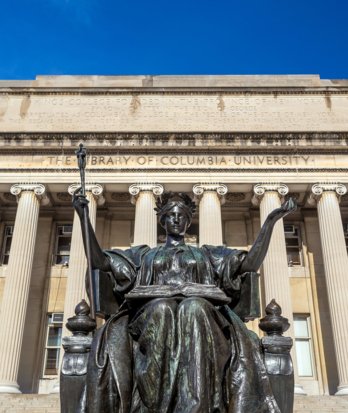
67;180;295;413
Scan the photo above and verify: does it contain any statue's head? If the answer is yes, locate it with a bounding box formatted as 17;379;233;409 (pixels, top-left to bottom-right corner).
155;192;196;235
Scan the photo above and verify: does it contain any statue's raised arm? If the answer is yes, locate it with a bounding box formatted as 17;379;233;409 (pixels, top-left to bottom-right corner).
72;191;111;272
240;197;297;273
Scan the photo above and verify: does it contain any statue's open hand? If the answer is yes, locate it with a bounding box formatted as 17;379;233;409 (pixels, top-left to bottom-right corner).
72;187;89;218
269;197;297;221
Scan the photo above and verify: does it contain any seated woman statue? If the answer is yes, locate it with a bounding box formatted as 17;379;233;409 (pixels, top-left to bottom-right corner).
73;191;296;413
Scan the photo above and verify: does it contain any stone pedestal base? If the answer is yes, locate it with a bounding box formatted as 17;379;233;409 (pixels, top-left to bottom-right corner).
335;385;348;396
294;384;307;395
50;381;60;394
0;383;21;393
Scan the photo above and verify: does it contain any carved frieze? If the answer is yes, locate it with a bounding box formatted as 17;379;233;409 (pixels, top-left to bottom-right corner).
56;192;72;202
110;192;131;203
225;193;246;203
1;132;348;150
2;193;17;204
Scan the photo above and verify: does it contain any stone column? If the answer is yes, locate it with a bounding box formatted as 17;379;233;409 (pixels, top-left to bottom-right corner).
309;183;348;396
253;183;304;394
129;183;164;248
0;183;47;393
51;184;104;393
62;184;104;327
193;183;227;246
252;184;293;311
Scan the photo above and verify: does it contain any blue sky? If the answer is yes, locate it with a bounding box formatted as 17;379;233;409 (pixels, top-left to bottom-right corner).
1;0;347;79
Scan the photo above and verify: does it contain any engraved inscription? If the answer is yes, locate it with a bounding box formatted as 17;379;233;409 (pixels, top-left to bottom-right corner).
1;94;348;132
45;154;312;168
1;153;343;170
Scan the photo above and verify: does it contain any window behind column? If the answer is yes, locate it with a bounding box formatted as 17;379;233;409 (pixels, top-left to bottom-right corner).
53;224;72;265
293;315;315;377
284;224;302;267
0;224;14;265
43;313;63;376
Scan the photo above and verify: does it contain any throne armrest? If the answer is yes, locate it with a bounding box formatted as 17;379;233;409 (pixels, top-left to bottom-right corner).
232;272;261;322
93;269;120;319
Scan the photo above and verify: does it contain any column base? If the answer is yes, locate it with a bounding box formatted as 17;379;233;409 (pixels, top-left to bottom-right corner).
335;385;348;396
294;384;307;395
0;383;21;393
50;380;60;394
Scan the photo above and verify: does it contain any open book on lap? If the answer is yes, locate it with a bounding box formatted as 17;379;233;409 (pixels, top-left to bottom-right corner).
125;282;231;306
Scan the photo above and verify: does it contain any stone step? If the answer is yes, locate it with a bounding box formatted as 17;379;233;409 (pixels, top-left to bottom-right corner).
294;395;348;412
0;395;59;413
0;394;348;412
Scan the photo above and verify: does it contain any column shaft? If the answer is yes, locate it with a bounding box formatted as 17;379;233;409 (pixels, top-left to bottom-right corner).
315;189;348;394
193;184;227;246
0;187;43;392
62;185;102;329
129;184;164;248
133;191;157;247
254;184;303;393
199;191;223;246
260;192;293;317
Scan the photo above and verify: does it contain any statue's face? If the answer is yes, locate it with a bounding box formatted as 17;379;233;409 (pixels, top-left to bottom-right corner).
163;205;190;236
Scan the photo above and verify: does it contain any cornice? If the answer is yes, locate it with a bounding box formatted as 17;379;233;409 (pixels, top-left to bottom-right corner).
1;87;348;96
2;167;348;174
1;148;348;156
1;132;348;152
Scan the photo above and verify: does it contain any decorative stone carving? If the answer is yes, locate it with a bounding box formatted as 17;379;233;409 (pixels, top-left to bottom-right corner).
129;183;164;204
10;183;49;205
252;183;289;206
130;95;141;113
68;183;105;206
225;192;246;203
110;192;131;202
193;183;228;199
308;182;347;205
57;192;72;202
2;193;16;203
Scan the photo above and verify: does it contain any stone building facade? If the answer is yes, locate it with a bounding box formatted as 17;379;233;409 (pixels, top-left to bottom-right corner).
0;75;347;397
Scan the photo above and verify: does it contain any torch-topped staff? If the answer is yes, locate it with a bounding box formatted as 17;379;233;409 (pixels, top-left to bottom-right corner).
75;143;96;320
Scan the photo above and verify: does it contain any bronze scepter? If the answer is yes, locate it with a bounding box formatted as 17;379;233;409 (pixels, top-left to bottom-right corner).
76;143;96;320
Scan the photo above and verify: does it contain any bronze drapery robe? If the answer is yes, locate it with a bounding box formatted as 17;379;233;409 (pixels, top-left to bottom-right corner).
78;245;280;413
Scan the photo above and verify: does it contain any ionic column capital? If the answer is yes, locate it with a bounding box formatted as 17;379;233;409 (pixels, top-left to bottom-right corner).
10;183;49;205
68;183;105;206
309;182;347;205
192;183;228;203
129;183;164;204
252;183;289;206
